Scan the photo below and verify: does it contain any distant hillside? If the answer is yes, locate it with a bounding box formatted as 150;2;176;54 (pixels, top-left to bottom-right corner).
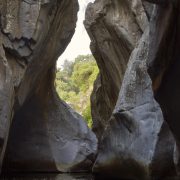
56;54;99;127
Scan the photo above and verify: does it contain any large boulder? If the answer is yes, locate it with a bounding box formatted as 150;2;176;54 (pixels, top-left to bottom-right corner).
0;0;97;173
86;0;177;179
84;0;148;139
93;28;174;179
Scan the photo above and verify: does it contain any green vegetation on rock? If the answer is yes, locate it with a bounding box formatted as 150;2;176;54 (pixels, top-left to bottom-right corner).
56;54;99;128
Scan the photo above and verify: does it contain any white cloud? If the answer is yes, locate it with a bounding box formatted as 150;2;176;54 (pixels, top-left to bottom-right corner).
57;0;95;68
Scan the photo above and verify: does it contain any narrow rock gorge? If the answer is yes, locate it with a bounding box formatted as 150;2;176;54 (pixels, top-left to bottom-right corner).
0;0;180;179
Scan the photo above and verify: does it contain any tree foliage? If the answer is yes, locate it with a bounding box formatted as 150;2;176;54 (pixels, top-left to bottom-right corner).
55;54;99;128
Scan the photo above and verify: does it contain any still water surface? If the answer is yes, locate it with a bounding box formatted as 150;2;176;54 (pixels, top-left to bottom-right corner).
1;174;180;180
0;173;95;180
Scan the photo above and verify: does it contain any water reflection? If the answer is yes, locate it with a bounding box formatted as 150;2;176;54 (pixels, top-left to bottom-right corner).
1;174;180;180
0;173;94;180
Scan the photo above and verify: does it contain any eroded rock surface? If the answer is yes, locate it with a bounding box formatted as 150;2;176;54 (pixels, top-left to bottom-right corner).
0;0;97;173
92;28;175;179
147;0;180;175
1;0;180;178
85;0;177;179
84;0;148;139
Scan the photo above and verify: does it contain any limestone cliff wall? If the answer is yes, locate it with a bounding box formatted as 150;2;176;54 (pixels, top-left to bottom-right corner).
1;0;180;178
84;0;148;138
0;0;97;173
85;0;178;179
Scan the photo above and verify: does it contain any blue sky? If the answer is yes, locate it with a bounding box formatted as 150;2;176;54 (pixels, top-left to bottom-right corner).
57;0;95;67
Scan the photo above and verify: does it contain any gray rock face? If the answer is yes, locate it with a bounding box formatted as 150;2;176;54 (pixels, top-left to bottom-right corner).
3;88;97;172
85;0;177;179
146;0;180;175
0;0;97;173
93;28;170;179
1;0;180;178
84;0;148;139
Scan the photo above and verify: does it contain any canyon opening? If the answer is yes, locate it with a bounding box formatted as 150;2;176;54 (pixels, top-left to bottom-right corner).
0;0;180;180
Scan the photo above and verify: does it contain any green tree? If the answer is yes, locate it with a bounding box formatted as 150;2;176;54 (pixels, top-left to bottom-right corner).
55;54;99;128
62;59;74;76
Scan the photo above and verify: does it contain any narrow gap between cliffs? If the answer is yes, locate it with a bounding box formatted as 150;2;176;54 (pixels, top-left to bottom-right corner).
55;0;97;128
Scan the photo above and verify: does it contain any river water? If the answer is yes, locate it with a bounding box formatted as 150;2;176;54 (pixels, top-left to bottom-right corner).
0;173;97;180
1;173;180;180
